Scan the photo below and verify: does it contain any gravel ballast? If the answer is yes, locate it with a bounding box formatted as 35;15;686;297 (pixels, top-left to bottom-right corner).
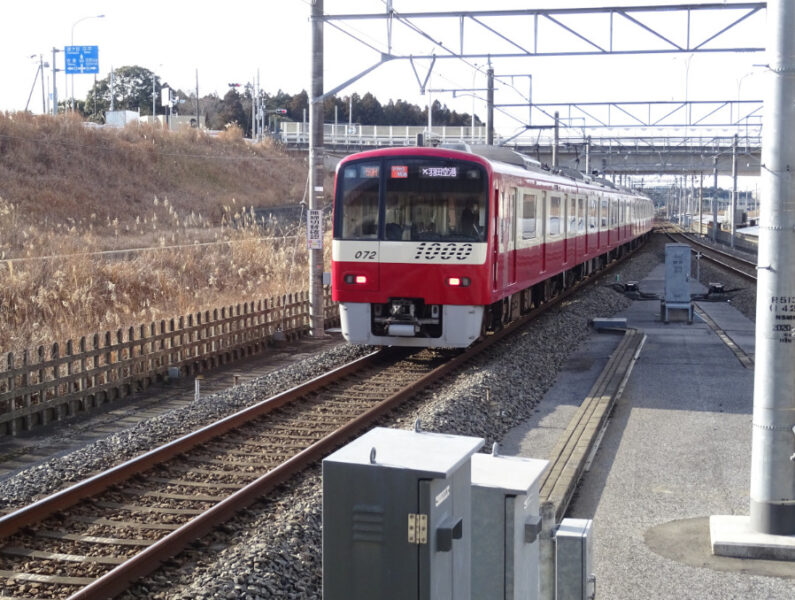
122;236;671;600
0;233;758;599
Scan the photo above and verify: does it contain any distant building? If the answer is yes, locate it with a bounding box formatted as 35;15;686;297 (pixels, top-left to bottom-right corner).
105;110;140;128
141;115;202;131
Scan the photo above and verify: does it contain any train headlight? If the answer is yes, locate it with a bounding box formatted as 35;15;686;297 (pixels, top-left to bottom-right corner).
344;274;368;284
447;277;471;287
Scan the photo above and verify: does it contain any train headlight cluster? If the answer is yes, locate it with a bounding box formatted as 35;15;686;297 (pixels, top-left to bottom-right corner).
447;277;471;287
344;274;368;285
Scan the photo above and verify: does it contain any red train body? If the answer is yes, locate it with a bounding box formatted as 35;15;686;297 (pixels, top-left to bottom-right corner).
331;146;653;347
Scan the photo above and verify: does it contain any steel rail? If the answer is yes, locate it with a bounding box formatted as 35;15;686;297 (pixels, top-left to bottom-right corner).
70;248;639;599
665;230;757;281
0;350;382;539
0;237;647;599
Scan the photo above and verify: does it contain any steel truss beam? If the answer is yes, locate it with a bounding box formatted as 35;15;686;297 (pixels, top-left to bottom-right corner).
321;3;766;63
502;99;764;130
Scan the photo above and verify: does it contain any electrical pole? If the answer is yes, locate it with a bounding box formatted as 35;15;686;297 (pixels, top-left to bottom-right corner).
152;73;156;123
196;69;200;129
699;172;704;236
486;65;494;145
585;136;591;175
731;133;738;248
51;48;60;116
712;156;719;242
552;111;559;168
308;0;325;338
749;0;795;536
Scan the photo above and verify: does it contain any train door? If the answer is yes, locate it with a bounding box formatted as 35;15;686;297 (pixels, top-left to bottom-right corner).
577;196;586;262
561;195;568;264
508;187;517;285
586;196;595;254
540;191;548;272
492;186;500;292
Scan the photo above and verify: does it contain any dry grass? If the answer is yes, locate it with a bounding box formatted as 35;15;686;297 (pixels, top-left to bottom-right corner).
0;113;331;355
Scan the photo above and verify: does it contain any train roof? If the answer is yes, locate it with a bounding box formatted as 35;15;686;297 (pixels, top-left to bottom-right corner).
338;145;646;198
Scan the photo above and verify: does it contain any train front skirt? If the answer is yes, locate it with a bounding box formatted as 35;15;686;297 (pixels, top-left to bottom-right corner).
339;303;485;348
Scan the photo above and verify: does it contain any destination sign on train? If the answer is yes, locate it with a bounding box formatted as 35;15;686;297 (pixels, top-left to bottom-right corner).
421;166;458;178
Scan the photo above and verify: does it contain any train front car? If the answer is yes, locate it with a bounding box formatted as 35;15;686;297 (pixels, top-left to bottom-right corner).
332;148;491;347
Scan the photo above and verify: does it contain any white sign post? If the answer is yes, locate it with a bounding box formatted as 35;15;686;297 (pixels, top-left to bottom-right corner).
308;209;323;250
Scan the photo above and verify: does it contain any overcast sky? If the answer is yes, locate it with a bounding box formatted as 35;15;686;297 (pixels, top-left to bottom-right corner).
1;0;768;186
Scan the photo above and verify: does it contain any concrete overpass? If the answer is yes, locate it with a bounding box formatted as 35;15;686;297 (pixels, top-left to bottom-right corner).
279;123;761;177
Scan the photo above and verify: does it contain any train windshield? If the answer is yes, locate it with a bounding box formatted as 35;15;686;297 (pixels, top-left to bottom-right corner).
337;161;381;240
384;159;487;242
335;157;488;242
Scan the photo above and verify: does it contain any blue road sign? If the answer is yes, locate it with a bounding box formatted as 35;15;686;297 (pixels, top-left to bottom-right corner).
64;46;99;74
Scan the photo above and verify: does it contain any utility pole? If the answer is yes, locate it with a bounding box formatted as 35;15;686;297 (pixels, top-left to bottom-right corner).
585;136;591;175
51;48;60;115
308;0;325;338
712;156;719;242
486;64;494;145
40;56;47;114
749;0;795;536
152;73;156;123
196;69;200;129
698;172;704;236
731;133;738;248
552;111;559;168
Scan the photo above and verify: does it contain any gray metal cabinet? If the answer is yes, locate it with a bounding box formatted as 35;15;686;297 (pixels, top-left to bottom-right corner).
323;427;484;600
471;453;549;600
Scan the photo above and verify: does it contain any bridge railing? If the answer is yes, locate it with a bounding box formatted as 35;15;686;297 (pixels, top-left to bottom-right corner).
278;122;760;154
279;122;491;147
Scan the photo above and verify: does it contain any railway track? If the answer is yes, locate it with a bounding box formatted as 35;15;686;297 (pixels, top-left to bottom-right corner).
0;243;642;600
664;229;757;282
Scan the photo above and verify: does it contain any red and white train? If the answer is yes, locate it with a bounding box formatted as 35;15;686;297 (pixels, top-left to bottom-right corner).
331;145;653;347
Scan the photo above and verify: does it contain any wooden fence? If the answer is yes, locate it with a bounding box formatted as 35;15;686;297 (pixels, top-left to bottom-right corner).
0;289;339;437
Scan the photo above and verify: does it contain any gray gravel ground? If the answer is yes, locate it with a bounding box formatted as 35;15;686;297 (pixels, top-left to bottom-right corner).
120;236;674;600
0;232;758;599
0;344;372;510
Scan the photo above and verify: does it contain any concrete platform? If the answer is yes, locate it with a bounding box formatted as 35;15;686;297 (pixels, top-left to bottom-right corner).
503;263;795;598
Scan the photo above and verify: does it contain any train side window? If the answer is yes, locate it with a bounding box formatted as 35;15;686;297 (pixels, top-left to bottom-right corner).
521;192;537;240
589;197;597;230
600;198;608;228
549;195;561;236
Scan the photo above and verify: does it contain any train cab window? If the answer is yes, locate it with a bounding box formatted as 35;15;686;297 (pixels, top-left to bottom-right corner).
336;162;381;240
521;192;537;239
549;196;561;236
384;158;487;242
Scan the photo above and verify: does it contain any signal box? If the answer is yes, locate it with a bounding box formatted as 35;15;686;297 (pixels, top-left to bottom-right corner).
322;427;484;600
470;452;549;600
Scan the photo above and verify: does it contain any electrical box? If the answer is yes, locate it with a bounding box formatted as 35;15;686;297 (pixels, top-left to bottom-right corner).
470;453;549;600
322;427;484;600
662;243;693;323
555;518;595;600
664;243;691;304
